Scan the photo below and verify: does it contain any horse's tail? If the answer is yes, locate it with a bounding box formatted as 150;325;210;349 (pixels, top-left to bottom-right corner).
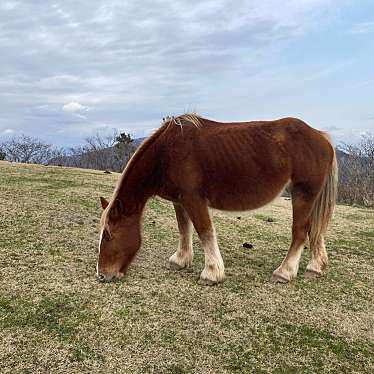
309;136;338;247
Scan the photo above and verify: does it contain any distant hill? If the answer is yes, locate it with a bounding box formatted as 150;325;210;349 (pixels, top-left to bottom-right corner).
133;137;146;146
335;148;349;161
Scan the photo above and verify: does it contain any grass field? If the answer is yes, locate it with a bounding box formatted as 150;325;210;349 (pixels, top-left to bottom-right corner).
0;160;373;373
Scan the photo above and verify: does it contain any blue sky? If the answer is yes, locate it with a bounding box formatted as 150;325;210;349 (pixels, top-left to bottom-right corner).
0;0;373;146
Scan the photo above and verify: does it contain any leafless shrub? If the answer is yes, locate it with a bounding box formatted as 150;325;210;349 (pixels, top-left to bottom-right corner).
337;133;374;207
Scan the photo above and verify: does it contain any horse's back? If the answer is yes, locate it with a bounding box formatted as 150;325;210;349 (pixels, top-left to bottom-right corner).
160;117;333;211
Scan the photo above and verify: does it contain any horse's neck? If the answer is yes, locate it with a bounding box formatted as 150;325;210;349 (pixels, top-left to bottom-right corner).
117;148;158;214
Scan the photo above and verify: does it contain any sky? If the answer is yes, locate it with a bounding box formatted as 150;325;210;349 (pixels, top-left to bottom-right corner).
0;0;373;147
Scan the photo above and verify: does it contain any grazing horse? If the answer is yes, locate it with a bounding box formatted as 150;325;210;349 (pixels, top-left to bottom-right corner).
97;114;337;285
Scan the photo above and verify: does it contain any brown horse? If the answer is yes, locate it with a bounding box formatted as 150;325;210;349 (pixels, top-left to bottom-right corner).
97;114;337;285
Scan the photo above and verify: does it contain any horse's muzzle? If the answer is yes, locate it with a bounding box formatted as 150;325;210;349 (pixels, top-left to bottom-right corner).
97;272;124;283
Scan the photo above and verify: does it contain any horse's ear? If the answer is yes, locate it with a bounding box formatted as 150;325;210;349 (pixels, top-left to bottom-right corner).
100;197;109;210
109;198;124;220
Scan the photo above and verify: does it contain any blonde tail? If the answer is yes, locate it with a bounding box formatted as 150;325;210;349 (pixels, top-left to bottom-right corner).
309;143;338;249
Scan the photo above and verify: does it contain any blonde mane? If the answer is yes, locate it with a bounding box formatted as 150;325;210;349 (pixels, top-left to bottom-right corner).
162;113;202;129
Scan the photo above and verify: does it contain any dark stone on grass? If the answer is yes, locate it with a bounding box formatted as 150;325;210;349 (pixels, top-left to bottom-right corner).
237;216;241;220
242;242;253;249
266;217;275;222
104;170;111;174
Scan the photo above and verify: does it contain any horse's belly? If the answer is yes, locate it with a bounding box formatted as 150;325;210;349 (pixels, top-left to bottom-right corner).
205;174;289;211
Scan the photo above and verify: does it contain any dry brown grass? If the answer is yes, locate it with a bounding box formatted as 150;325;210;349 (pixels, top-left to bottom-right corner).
0;161;373;373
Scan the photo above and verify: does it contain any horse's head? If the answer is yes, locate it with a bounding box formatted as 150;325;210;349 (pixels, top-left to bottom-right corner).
96;197;141;282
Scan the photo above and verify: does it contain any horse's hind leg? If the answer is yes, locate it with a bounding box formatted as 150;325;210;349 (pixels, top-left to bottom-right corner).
305;235;328;279
181;197;224;285
169;203;194;270
271;188;315;283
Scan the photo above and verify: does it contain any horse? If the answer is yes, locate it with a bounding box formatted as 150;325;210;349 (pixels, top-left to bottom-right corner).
97;113;337;285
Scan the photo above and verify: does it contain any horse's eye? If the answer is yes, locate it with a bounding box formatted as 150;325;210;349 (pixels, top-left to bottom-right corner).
103;229;111;241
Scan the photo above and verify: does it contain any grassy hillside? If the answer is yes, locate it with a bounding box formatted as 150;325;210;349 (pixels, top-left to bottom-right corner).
0;161;373;373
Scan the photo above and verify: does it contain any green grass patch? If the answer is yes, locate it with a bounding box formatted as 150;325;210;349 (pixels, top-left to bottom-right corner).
254;214;276;223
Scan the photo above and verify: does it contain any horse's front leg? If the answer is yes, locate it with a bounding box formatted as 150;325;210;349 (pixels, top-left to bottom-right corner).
182;197;225;285
169;203;194;269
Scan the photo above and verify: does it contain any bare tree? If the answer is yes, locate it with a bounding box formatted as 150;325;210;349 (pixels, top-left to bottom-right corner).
60;130;137;172
47;147;68;166
0;134;63;165
338;133;374;207
82;132;117;171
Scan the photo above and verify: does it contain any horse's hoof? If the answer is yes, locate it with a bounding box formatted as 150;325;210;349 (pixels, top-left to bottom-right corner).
198;277;218;286
270;273;290;284
304;269;322;280
169;261;185;271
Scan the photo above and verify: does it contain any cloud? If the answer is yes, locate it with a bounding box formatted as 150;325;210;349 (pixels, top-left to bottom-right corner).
62;101;90;120
62;101;90;114
349;21;374;34
1;129;15;135
0;0;369;146
322;126;341;132
0;1;18;11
